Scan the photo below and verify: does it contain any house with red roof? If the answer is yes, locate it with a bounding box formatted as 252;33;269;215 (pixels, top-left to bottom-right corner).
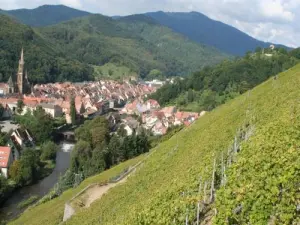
0;147;13;178
0;83;9;95
146;99;160;110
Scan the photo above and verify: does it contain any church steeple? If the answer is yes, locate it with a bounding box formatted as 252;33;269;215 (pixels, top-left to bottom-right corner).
20;48;24;65
7;47;30;95
17;47;24;94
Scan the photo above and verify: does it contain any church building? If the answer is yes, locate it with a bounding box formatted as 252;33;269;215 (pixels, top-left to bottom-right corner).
7;48;31;95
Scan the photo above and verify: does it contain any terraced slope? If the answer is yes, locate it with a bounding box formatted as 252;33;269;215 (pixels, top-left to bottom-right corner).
11;64;300;224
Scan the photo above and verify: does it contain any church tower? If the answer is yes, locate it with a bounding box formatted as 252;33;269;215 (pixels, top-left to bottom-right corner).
17;48;24;94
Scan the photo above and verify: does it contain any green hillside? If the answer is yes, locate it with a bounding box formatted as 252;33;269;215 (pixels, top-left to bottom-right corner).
146;11;291;56
37;14;229;78
0;14;93;83
0;5;90;27
0;12;228;82
10;66;300;224
150;48;300;112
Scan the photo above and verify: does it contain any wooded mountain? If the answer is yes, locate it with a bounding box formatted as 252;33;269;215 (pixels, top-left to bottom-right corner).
0;11;229;82
1;5;291;57
0;5;90;27
36;14;229;78
146;11;290;56
0;14;93;83
150;48;300;112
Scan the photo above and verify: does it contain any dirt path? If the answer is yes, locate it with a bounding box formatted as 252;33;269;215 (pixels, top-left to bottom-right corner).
82;168;136;208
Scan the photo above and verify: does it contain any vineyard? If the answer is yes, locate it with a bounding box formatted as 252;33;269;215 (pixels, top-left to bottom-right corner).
10;64;300;224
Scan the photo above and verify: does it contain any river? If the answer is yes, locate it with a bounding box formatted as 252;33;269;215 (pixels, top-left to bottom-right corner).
0;142;74;222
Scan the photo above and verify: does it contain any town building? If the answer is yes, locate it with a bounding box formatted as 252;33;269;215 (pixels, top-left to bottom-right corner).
7;48;31;95
0;146;13;178
39;103;63;118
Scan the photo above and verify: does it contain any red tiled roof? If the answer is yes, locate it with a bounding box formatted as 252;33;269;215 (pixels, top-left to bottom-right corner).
0;83;8;89
0;98;19;105
152;111;165;120
160;106;176;115
23;99;39;107
0;146;12;168
23;96;50;103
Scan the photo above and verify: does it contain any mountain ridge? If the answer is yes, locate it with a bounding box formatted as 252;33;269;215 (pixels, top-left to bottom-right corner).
36;13;229;77
146;11;291;56
0;12;229;82
0;5;291;57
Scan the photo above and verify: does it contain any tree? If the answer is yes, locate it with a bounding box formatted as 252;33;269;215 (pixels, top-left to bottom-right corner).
32;106;55;143
187;89;194;102
15;106;55;144
148;69;164;80
108;69;114;76
0;176;10;204
70;97;76;125
0;103;4;120
108;134;123;164
117;124;127;137
70;140;92;175
10;149;41;186
17;99;25;114
0;127;7;146
40;141;58;161
20;149;40;184
9;160;22;184
255;47;262;53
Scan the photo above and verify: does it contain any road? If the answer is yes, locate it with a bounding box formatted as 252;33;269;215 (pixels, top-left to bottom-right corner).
0;120;18;133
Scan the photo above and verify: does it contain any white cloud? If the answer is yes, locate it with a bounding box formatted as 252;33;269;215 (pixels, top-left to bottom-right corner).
259;0;294;22
0;0;299;47
59;0;82;8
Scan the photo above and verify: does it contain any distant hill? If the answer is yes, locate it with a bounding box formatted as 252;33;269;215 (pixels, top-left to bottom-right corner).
37;14;229;78
0;5;90;27
0;12;229;82
146;11;290;56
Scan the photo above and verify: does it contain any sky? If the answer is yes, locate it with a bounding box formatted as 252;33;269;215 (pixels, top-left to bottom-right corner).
1;0;299;47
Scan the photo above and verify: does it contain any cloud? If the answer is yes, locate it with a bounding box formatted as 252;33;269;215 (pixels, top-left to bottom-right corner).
259;0;294;22
59;0;82;8
0;0;299;47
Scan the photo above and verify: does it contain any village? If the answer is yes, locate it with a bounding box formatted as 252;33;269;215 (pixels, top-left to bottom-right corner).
0;49;206;179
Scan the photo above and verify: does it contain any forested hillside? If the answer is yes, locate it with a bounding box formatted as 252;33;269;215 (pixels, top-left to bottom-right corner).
38;14;228;78
0;11;229;82
147;11;290;56
150;48;300;112
0;15;94;83
10;57;300;225
0;5;90;27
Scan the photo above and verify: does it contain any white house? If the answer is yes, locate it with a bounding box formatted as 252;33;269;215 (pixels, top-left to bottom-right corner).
0;146;13;178
40;103;63;118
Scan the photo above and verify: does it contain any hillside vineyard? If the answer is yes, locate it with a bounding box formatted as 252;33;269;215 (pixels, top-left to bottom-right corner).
10;63;300;225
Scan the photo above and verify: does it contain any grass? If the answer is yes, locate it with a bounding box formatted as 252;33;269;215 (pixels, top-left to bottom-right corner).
17;196;39;210
93;63;138;80
64;64;300;224
9;154;145;225
10;64;300;224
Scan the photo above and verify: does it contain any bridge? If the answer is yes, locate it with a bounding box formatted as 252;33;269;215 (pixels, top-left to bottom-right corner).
61;131;75;142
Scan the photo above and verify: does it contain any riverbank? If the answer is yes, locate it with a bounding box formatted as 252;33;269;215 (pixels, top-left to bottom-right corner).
0;142;74;224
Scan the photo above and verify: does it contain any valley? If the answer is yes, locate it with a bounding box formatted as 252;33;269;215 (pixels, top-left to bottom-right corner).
0;3;299;225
